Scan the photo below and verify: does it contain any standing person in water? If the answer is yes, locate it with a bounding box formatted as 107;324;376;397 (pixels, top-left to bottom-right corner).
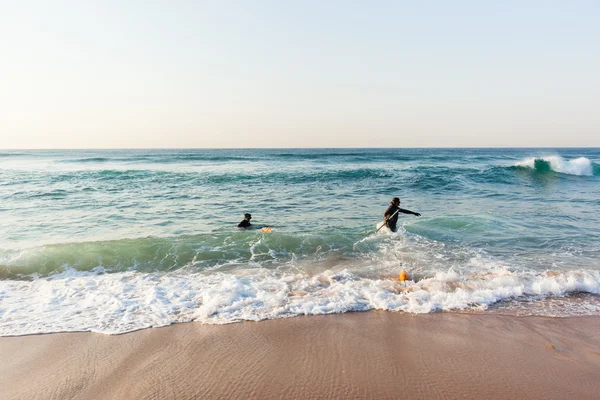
238;213;252;228
383;197;421;232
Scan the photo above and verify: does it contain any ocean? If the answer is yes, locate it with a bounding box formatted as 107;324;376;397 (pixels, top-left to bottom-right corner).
1;148;599;335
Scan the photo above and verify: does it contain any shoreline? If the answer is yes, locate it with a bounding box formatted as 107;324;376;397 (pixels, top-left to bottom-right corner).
2;312;600;399
3;308;600;338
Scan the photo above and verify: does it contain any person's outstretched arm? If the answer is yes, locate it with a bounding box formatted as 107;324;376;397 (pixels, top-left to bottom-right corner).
399;208;421;217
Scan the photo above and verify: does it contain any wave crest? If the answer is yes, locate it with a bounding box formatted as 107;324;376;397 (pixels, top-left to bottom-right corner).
514;156;597;176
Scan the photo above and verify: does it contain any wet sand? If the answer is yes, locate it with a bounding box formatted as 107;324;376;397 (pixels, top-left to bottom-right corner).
1;312;599;400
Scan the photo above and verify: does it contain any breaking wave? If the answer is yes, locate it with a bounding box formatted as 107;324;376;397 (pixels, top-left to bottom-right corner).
513;156;599;176
1;266;599;336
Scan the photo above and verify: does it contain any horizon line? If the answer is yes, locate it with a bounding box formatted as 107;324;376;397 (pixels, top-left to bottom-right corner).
2;146;600;151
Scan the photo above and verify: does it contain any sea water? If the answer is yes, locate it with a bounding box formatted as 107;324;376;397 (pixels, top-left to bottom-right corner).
1;148;599;335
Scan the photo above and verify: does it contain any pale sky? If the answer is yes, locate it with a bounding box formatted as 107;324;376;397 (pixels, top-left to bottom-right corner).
1;1;599;148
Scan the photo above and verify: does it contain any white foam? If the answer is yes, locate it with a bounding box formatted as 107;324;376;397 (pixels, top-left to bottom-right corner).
1;265;600;336
515;156;593;176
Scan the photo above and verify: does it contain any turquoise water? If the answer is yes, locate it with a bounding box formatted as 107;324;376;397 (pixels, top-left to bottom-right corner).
1;149;600;335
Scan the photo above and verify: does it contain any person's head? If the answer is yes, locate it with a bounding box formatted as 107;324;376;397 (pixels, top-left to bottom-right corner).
391;197;400;206
244;213;252;220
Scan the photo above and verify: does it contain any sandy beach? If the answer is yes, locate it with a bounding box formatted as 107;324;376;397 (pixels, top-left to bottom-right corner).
1;312;599;399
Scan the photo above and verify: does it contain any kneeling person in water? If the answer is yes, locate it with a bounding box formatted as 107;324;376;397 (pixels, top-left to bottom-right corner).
383;197;421;232
238;213;252;228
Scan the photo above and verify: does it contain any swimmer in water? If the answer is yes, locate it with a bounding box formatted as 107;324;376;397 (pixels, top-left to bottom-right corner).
383;197;421;232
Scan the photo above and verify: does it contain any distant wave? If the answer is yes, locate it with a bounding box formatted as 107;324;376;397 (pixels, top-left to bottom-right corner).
0;152;27;157
46;153;600;179
273;152;370;160
128;155;261;163
57;157;111;163
42;167;395;186
55;155;260;164
53;151;410;164
512;156;599;176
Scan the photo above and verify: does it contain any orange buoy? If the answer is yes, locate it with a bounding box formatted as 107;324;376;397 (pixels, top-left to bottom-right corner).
261;227;272;233
398;270;409;282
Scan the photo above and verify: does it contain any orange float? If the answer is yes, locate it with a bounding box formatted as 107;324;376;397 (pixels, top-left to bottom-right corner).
398;270;409;282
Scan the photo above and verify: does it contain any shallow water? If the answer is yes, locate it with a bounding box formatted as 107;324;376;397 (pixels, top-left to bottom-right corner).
1;148;599;335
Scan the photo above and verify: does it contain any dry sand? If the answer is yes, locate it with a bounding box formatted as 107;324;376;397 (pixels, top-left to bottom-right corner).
1;312;599;400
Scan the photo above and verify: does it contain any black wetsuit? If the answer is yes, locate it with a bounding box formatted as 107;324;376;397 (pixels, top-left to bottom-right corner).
237;219;252;228
384;204;418;232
